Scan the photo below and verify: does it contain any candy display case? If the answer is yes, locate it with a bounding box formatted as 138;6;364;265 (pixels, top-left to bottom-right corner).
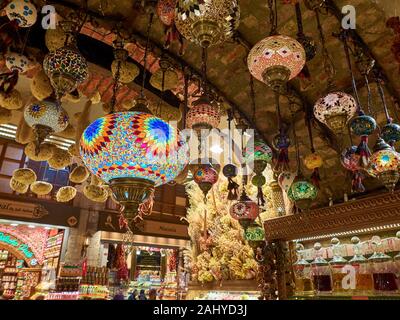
186;280;259;300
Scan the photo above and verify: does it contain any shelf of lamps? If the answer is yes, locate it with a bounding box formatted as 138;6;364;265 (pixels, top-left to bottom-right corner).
264;190;400;241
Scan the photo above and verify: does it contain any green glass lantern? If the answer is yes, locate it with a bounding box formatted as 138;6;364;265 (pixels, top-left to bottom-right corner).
287;174;318;211
244;223;265;242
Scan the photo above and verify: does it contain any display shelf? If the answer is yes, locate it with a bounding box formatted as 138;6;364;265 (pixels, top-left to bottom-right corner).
264;190;400;241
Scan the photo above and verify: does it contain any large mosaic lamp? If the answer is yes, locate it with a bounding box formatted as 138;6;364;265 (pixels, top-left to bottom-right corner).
314;92;357;135
368;137;400;192
80;112;188;225
24;98;69;153
43;46;89;99
287;174;318;211
186;95;220;134
230;189;259;229
245;138;273;174
193;163;218;198
175;0;240;48
247;35;306;90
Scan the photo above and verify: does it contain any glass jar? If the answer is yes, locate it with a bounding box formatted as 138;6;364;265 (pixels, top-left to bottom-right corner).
293;243;314;296
329;238;350;295
311;243;332;295
349;236;373;295
369;236;398;294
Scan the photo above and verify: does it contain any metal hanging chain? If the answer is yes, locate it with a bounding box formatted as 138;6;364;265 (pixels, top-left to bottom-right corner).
292;112;301;176
227;110;233;164
342;32;363;111
364;74;373;116
295;2;304;37
306;113;316;153
347;124;354;146
315;10;335;91
182;67;189;129
375;71;391;123
267;0;278;36
275;91;283;134
110;59;121;114
201;47;208;95
140;12;155;98
241;131;247;191
249;75;256;124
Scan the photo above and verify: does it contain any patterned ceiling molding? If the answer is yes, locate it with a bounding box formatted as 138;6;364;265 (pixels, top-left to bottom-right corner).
264;190;400;241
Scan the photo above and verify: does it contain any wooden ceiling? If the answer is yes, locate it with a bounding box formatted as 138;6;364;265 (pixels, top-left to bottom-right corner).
5;0;400;208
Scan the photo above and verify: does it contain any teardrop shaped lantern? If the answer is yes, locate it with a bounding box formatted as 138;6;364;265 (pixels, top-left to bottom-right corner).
368;138;400;192
230;188;259;229
313;91;358;135
193;163;219;198
175;0;240;48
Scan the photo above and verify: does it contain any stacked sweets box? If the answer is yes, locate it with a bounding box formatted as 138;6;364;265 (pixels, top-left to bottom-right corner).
82;267;109;285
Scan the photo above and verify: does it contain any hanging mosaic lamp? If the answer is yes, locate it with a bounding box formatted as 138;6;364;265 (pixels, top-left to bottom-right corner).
272;132;291;173
175;0;240;48
6;0;37;28
1;52;31;95
245;138;273;170
340;146;365;193
80;111;189;225
304;152;323;188
24;98;69;154
349;111;377;168
278;171;296;193
313;91;357;135
222;163;239;200
287;173;318;211
247;35;306;90
251;173;266;206
244;222;265;242
368;137;400;192
186;95;220;135
230;188;259;229
382;122;400;146
193;163;218;198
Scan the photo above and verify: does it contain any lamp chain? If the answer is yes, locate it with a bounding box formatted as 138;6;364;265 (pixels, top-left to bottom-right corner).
201;47;208;95
292;112;301;176
374;70;391;124
267;0;278;36
140;12;154;98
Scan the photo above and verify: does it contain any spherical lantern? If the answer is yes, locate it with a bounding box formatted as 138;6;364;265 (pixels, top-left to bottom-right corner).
157;0;177;26
80;111;188;225
222;163;238;178
304;152;323;170
340;145;361;172
175;0;240;48
6;0;37;28
278;171;296;192
349;113;376;136
381;122;400;145
287;175;318;210
43;47;89;98
244;223;265;242
193;164;218;197
186;95;220;134
24;99;69;152
247;35;306;90
313;92;357;135
251;174;266;188
230;191;259;229
245;139;273;164
368;138;400;192
5;52;31;73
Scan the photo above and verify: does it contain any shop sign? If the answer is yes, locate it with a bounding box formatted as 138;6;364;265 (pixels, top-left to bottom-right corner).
0;200;48;219
0;231;36;265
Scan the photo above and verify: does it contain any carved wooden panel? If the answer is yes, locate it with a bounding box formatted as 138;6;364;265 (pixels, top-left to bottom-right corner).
264;191;400;241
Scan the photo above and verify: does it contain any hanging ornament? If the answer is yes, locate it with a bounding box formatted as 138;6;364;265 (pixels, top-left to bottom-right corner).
303;152;323;187
244;222;265;242
340;146;365;193
150;57;179;91
24;98;69;154
174;0;240;48
294;2;316;62
193;163;218;198
368;137;400;192
278;171;296;193
1;52;31;95
245;138;273;165
272;131;290;172
313;92;357;135
251;174;266;206
157;0;184;52
6;0;37;28
230;188;259;229
186;95;220;134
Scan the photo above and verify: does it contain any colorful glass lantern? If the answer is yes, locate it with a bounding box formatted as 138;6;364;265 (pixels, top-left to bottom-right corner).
6;0;37;28
287;175;318;210
5;52;31;73
278;171;296;192
43;47;89;99
230;190;259;229
244;222;265;242
381;122;400;145
247;35;306;90
80;112;188;224
313;92;357;135
304;153;323;170
368;138;400;192
175;0;240;48
340;146;360;172
245;139;273;164
222;163;238;178
186;95;220;134
193;163;218;197
24;98;69;153
273;132;290;172
157;0;177;26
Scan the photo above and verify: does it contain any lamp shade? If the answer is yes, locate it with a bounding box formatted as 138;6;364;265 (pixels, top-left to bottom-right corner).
304;153;323;170
313;92;357;134
247;35;306;85
230;195;259;222
6;0;37;28
193;164;218;196
175;0;240;47
43;47;89;97
244;223;265;242
5;52;31;73
350;113;376;136
381;122;400;144
278;171;296;192
245;139;273;164
186;96;220;132
80;112;188;187
287;176;318;210
340;146;360;172
24;99;69;133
